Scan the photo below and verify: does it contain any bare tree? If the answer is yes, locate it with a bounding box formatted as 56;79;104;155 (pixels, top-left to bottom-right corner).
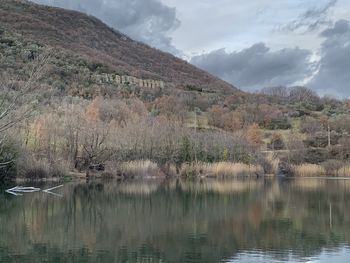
261;86;289;97
81;120;112;174
289;86;318;104
0;54;49;168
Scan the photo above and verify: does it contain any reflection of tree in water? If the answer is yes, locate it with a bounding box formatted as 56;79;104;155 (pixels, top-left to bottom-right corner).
0;179;350;262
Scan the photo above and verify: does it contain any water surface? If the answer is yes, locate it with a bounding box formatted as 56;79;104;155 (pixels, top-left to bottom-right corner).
1;178;350;262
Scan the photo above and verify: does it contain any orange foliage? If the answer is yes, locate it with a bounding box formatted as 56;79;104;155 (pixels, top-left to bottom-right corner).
246;123;262;146
85;96;103;122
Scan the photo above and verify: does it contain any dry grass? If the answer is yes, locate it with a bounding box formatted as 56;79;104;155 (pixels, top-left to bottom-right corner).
180;162;263;177
119;160;164;178
17;156;68;179
292;164;326;177
292;163;350;177
337;166;350;177
164;164;178;177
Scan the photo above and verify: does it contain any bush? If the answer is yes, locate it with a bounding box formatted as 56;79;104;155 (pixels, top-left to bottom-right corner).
17;156;68;179
303;148;329;164
264;117;291;130
267;133;285;150
0;140;18;181
185;84;203;92
321;160;343;176
300;117;323;134
23;161;49;180
119;160;163;178
304;132;341;148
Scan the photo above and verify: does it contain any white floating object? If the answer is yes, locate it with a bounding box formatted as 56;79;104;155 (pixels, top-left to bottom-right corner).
5;185;64;197
5;190;23;196
43;185;63;192
43;185;64;197
6;186;41;194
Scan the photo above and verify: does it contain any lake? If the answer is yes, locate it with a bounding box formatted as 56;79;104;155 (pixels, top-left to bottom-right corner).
1;178;350;262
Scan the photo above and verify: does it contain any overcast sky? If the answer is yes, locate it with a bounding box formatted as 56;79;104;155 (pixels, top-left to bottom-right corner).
31;0;350;97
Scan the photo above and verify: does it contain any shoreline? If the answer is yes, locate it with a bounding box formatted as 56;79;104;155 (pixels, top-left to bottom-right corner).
11;174;350;184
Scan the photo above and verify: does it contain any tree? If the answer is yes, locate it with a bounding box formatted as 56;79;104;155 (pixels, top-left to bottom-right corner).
289;86;322;111
60;98;86;169
0;55;48;133
178;135;193;164
268;133;285;150
338;135;350;161
261;86;289;97
154;95;187;122
0;54;48;170
81;99;113;173
284;133;306;164
246;124;262;146
81;120;111;173
300;117;324;135
208;105;228;128
222;147;229;161
222;111;243;132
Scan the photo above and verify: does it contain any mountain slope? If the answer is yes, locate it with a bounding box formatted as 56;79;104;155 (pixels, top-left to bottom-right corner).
0;0;238;94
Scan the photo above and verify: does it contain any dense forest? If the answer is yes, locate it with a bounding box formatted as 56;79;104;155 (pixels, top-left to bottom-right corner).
2;1;350;181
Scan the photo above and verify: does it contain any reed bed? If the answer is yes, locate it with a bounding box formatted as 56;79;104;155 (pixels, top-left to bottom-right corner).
291;163;350;177
292;164;326;177
119;160;164;177
336;166;350;177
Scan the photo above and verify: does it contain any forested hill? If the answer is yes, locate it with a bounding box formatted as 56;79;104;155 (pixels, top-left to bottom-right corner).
0;0;238;94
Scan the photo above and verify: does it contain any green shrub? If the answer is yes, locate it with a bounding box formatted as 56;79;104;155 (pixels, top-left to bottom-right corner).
263;117;292;130
267;133;285;150
0;140;18;181
304;132;341;148
185;85;203;92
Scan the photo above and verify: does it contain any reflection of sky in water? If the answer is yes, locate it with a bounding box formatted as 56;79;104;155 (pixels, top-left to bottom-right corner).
227;247;350;263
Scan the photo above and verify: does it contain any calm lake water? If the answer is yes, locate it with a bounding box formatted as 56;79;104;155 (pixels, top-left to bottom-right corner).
1;178;350;263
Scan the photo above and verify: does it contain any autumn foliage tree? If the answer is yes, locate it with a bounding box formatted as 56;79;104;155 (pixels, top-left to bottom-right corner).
246;124;262;146
154;95;187;122
208;105;242;132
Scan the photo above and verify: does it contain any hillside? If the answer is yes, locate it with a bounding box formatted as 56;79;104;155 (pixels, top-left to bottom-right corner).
3;0;350;181
0;0;238;94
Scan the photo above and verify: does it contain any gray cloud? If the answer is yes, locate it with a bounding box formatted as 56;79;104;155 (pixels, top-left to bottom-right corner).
191;43;314;92
321;19;350;37
308;19;350;97
284;0;338;32
31;0;181;54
